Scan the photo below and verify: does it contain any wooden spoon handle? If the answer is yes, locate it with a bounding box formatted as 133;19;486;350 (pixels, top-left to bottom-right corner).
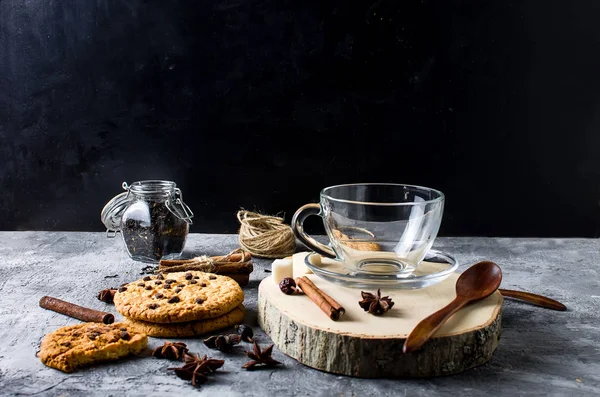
499;289;567;311
403;297;468;354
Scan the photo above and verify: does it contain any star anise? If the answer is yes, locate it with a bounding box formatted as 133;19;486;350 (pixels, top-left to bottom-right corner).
203;334;242;352
152;341;189;360
168;353;225;387
97;288;116;303
358;289;394;315
242;340;282;370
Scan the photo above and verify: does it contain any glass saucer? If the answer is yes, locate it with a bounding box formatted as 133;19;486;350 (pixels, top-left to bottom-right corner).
304;250;459;289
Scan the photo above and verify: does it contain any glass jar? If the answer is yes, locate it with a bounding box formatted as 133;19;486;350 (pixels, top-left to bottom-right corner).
101;180;194;263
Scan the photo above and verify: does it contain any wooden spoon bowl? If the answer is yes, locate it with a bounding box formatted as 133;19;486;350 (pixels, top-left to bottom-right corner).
456;261;502;300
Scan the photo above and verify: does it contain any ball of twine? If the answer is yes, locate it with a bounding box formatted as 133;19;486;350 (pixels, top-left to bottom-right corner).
237;210;296;259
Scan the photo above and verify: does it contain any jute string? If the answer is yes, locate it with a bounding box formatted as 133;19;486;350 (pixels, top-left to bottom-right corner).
237;210;296;258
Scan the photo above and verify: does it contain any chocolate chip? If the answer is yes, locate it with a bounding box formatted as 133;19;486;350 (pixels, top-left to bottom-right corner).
177;284;185;288
165;279;177;284
209;275;217;280
145;285;153;290
185;273;193;280
148;303;159;309
189;280;197;285
195;298;204;304
163;284;171;289
143;276;152;281
88;331;100;341
120;328;127;331
156;274;164;280
175;288;182;293
137;282;145;287
201;283;207;287
155;281;163;285
168;296;180;304
118;286;127;292
155;293;164;299
120;331;130;340
194;276;200;279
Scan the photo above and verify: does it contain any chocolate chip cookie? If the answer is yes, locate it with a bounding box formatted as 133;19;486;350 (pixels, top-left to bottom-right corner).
113;271;244;323
122;304;245;337
39;322;148;373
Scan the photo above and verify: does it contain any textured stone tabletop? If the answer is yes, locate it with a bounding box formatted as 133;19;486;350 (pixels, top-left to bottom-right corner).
0;232;598;396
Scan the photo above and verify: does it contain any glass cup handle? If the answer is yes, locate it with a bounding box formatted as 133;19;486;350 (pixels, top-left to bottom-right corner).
291;203;336;258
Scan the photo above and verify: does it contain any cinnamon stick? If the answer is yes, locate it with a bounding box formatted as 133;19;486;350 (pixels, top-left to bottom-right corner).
225;273;250;287
300;276;345;315
39;296;114;324
295;277;340;321
214;262;253;274
212;251;252;262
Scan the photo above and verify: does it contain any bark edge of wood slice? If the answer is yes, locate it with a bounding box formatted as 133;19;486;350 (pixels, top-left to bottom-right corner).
258;272;502;378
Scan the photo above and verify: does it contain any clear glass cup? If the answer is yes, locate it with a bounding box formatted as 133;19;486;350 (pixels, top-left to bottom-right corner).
292;183;444;275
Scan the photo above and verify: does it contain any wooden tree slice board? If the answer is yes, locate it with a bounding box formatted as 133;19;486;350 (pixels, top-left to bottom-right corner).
258;264;503;378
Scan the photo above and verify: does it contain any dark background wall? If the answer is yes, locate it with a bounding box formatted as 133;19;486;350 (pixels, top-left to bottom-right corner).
1;0;600;237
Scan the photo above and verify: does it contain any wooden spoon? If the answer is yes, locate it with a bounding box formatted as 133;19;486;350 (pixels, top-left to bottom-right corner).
403;261;502;354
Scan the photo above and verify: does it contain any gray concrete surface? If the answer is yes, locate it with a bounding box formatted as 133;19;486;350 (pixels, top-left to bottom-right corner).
0;232;598;396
